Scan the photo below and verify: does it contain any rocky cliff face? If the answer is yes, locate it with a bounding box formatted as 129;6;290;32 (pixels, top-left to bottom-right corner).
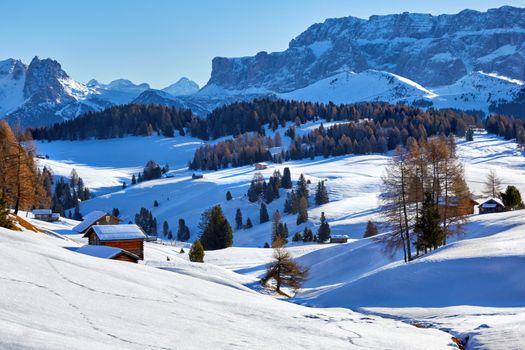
206;6;525;92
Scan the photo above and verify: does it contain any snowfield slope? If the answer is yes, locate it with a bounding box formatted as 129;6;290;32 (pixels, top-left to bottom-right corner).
0;227;457;349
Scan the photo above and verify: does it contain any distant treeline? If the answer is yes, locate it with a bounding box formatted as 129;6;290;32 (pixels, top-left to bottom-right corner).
485;114;525;147
189;102;480;170
30;104;209;141
489;87;525;118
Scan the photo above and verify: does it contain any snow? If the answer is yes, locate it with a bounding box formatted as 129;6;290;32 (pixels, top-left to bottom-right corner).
307;40;333;59
32;209;52;215
0;227;455;349
280;70;437;105
35;135;206;193
476;45;517;64
72;210;109;233
14;130;525;349
76;245;125;259
89;224;146;240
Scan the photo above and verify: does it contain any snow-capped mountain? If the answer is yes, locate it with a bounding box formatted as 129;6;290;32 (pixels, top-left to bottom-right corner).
162;77;199;96
0;59;26;117
87;78;151;105
3;57;107;127
205;6;525;92
131;89;210;116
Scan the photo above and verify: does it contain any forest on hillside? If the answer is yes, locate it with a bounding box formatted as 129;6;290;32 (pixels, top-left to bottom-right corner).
190;103;480;170
30;104;209;141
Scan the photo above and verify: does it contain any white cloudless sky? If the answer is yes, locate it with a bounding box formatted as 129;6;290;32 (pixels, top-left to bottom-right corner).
1;0;522;88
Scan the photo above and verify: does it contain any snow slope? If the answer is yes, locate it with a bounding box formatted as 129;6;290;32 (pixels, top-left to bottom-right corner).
290;210;525;349
280;70;437;105
0;227;456;349
37;130;525;247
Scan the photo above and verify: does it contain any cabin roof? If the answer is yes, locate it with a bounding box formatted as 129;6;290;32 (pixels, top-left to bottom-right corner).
73;210;109;233
332;235;349;239
32;209;52;215
84;224;146;241
479;198;504;208
76;245;138;260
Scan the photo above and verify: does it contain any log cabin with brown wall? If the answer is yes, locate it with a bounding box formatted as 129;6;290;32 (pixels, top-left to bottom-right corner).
83;224;146;260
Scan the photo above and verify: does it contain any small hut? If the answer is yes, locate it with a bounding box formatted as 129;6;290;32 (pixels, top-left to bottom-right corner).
330;235;349;243
32;209;60;222
76;245;139;263
254;162;268;170
83;224;146;260
478;198;506;214
192;172;204;179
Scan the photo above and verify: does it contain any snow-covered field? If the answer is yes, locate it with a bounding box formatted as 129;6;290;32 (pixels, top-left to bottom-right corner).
37;131;525;247
0;226;459;349
23;129;525;349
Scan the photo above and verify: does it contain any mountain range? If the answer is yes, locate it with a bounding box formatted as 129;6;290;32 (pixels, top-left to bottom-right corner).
1;5;524;127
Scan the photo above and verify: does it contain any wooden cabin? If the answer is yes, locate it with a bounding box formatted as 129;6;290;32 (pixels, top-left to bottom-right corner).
192;172;204;179
330;235;349;243
76;245;139;263
32;209;60;222
73;210;119;234
478;198;506;214
83;224;146;260
437;197;479;218
254;163;268;170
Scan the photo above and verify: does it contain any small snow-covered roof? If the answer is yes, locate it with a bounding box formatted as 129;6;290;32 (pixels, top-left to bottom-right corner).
73;210;109;233
332;235;349;239
479;198;504;207
76;245;138;260
33;209;52;215
86;224;146;241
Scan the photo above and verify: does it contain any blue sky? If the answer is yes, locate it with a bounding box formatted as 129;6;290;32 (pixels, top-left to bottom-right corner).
2;0;522;88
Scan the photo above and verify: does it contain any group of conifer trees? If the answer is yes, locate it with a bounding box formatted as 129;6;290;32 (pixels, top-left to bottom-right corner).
30;104;209;141
0;121;54;220
380;136;471;262
57;169;91;219
485;114;525;148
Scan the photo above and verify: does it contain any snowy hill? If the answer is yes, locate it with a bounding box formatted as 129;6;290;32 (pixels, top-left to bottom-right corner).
280;70;436;105
0;226;456;349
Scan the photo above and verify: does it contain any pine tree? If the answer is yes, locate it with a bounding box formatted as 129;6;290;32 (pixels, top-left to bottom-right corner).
501;185;524;210
302;227;314;242
226;191;233;201
281;167;292;189
73;202;82;220
314;181;329;205
414;192;443;252
0;195;14;229
162;220;169;238
363;220;379;238
189;240;205;262
466;128;474;141
177;218;190;241
259;203;269;223
131;174;136;185
292;232;303;242
154;200;159;207
245;217;253;229
271;210;281;245
317;212;331;242
296;174;309;201
296;196;308;225
111;208;120;217
199;205;233;250
261;246;309;293
122;181;126;189
235;208;243;230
